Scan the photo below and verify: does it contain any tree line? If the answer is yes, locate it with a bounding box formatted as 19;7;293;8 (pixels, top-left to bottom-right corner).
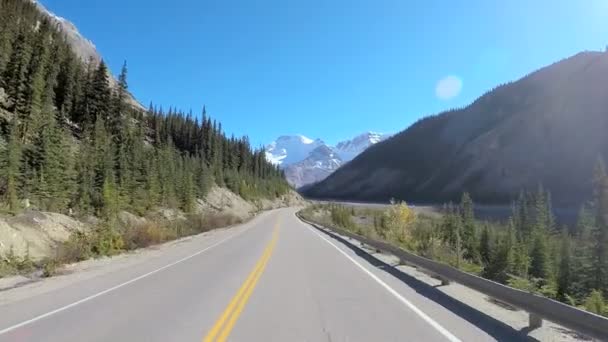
434;160;608;313
0;0;289;218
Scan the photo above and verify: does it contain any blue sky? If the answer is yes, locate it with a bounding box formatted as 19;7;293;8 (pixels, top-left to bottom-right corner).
41;0;608;146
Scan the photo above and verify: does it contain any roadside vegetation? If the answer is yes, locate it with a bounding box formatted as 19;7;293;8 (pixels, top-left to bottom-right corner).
42;211;242;277
0;210;242;278
301;159;608;317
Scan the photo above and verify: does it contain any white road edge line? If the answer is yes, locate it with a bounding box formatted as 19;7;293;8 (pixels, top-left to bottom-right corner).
304;223;462;342
0;223;253;336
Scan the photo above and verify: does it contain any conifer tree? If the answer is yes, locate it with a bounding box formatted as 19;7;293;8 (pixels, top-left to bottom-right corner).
4;30;33;131
460;192;479;262
591;158;608;294
557;232;573;301
530;232;550;281
480;225;491;266
1;120;22;212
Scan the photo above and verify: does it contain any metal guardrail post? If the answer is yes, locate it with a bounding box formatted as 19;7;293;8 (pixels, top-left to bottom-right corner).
529;313;543;330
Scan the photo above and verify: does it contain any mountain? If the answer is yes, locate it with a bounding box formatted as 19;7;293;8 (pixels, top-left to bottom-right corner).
31;0;144;110
266;132;389;188
305;51;608;206
334;132;389;161
31;0;101;63
283;145;343;188
265;135;324;166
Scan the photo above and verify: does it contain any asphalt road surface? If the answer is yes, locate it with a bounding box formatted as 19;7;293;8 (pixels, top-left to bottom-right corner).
0;208;526;341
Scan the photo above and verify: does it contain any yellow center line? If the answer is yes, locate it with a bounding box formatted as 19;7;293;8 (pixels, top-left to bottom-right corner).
203;220;280;342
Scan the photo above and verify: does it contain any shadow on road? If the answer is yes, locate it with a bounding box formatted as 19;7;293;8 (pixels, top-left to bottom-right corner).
313;226;539;342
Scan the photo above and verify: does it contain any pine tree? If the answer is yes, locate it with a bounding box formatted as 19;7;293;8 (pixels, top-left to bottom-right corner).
91;115;116;213
4;30;33;130
86;60;111;126
591;158;608;294
480;225;491;266
144;150;161;210
110;61;128;141
574;204;594;238
460;192;480;262
0;4;14;76
557;232;572;301
24;26;51;142
1;120;22;212
530;231;550;281
514;190;531;239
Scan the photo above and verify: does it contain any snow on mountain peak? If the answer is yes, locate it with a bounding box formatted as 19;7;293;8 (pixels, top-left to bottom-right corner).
266;131;390;188
335;132;390;162
265;135;324;166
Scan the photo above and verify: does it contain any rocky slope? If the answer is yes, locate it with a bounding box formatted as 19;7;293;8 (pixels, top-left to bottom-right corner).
32;0;144;110
305;51;608;206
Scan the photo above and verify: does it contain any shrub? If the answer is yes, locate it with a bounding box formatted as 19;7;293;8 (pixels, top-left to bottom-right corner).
384;202;416;244
56;231;93;263
122;222;168;250
330;205;354;229
0;259;17;278
41;259;59;277
584;290;606;316
507;276;536;293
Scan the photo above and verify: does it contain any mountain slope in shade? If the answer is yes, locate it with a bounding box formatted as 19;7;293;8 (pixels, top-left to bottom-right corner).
305;51;608;206
266;132;390;188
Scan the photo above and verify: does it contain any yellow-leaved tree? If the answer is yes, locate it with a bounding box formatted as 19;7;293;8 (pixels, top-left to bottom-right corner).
384;200;416;245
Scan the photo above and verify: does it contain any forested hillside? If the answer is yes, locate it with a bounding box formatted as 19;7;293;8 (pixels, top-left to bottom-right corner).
0;0;289;217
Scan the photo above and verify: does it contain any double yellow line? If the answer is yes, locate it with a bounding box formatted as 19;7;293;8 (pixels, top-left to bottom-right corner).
203;222;280;342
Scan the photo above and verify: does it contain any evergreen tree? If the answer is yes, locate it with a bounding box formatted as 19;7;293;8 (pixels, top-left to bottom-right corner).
4;30;33;130
480;225;491;266
591;158;608;294
1;120;22;212
86;61;111;126
460;192;479;262
534;184;548;232
530;231;550;281
557;232;572;301
110;61;128;141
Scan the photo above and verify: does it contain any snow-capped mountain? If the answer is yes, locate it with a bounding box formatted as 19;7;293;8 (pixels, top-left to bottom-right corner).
265;135;324;166
335;132;390;161
266;132;390;188
283;145;343;188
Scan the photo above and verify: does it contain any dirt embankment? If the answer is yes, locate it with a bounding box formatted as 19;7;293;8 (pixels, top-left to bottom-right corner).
0;187;305;261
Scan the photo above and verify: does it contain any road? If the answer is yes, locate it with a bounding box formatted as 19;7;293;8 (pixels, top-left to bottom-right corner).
0;208;527;341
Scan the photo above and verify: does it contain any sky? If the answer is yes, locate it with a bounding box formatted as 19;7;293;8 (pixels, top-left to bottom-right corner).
40;0;608;146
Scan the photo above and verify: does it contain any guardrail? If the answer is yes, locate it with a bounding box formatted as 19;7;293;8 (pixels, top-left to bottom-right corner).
296;212;608;341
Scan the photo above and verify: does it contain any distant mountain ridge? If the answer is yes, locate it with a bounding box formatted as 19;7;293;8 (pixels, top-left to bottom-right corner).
266;132;390;188
305;51;608;206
